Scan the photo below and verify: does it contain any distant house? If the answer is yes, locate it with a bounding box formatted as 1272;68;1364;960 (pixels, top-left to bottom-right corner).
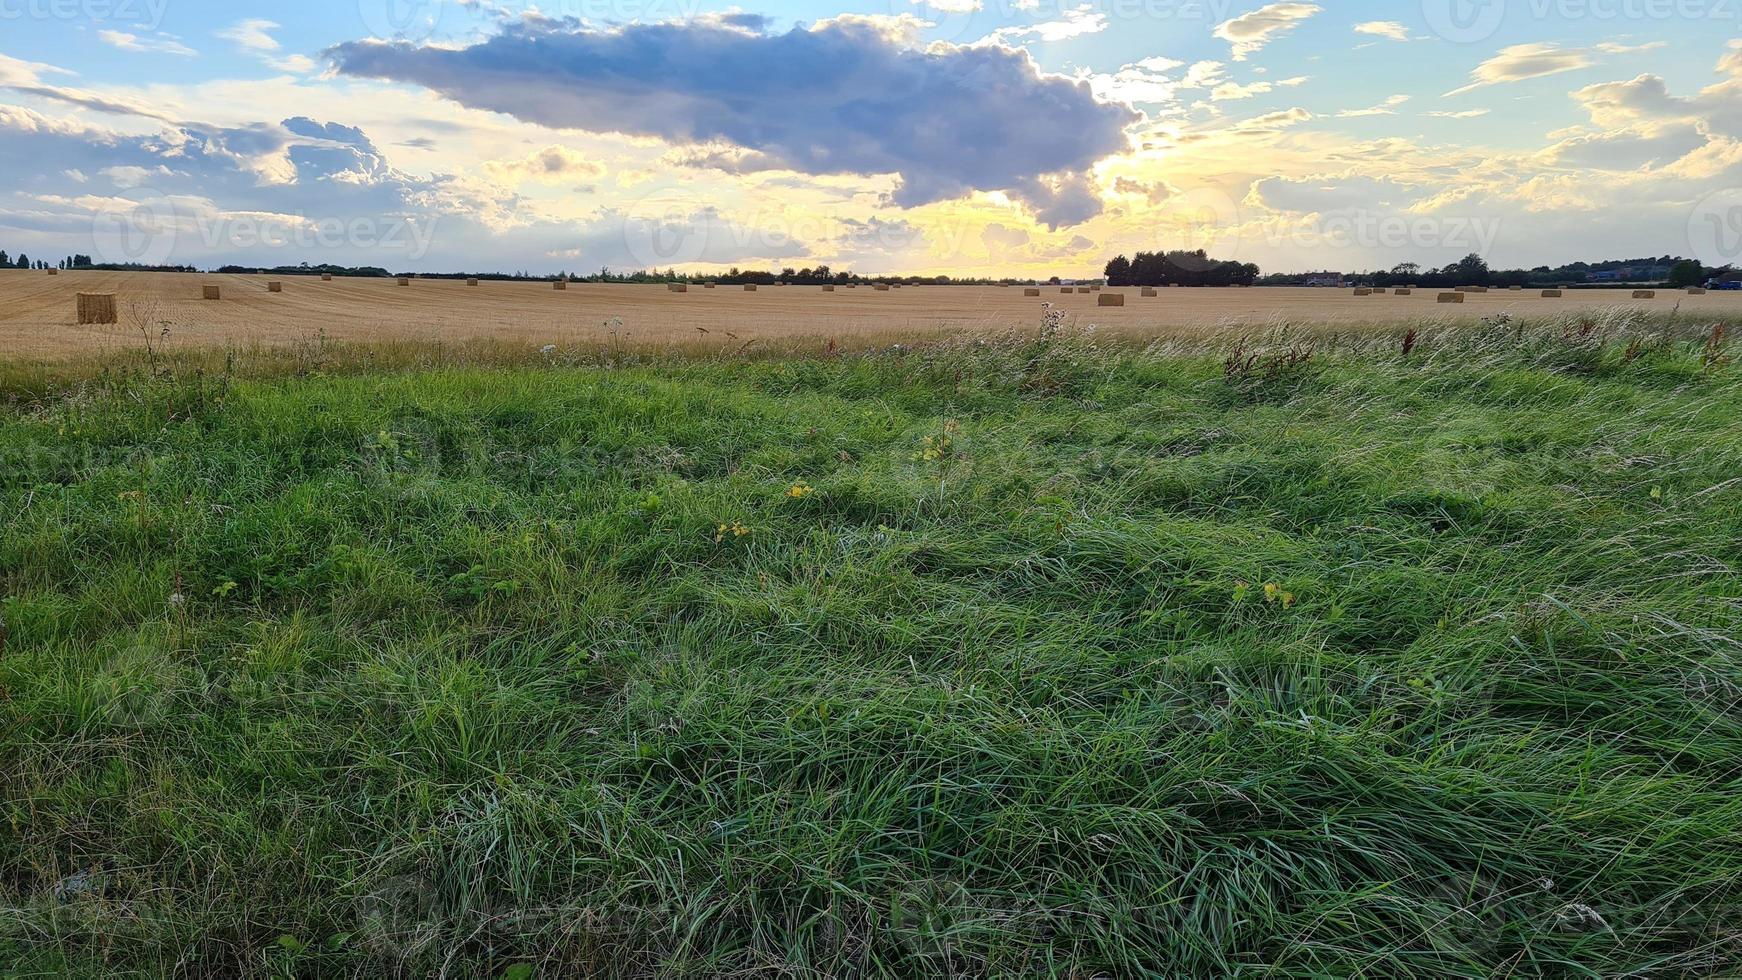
1303;274;1346;288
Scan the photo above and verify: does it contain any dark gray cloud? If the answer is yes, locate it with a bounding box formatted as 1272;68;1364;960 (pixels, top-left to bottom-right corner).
327;17;1136;225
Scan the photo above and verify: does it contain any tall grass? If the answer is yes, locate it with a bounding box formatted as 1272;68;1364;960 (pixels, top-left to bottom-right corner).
1;316;1739;975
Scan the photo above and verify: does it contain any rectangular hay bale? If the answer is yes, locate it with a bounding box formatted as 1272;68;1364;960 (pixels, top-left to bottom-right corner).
267;281;283;293
1024;288;1041;296
1632;290;1657;299
397;277;410;286
321;273;334;281
1097;293;1125;307
1437;292;1465;304
668;283;688;292
202;285;221;300
76;292;117;324
1542;289;1563;298
1141;287;1158;297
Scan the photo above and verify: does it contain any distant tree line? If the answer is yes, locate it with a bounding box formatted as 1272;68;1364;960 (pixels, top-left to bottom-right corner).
1103;250;1262;287
0;249;197;273
1260;253;1736;289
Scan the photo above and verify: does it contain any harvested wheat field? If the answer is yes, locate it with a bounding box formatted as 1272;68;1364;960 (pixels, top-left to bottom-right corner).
3;270;1739;361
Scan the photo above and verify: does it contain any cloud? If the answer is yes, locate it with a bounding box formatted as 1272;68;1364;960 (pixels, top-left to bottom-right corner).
1353;21;1409;42
1213;3;1322;61
1541;125;1705;171
1252;173;1426;214
0;53;177;121
984;4;1108;43
483;145;606;186
1211;80;1273;101
98;30;198;57
1570;42;1742;139
1446;43;1597;96
329;17;1136;226
1232;107;1314;133
915;0;981;12
217;18;314;73
217;19;282;52
1338;95;1409;118
1113;177;1175;203
1424;109;1489;119
1594;41;1667;55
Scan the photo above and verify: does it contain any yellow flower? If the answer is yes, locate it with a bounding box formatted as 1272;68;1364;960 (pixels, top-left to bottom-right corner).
787;482;815;499
715;521;751;543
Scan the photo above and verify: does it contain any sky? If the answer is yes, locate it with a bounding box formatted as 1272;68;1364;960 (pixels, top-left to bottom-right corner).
1;0;1740;277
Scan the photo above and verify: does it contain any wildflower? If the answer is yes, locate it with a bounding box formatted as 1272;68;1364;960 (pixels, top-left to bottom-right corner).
786;482;815;499
714;521;750;543
912;434;952;462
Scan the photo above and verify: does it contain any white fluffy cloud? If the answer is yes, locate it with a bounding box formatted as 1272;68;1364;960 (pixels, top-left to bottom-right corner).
1354;21;1409;42
1214;3;1322;61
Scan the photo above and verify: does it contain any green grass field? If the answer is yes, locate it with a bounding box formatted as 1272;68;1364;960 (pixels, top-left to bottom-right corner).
3;318;1740;975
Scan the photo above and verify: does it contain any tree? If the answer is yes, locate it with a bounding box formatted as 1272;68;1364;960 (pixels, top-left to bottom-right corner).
1104;254;1132;286
16;253;28;269
1451;252;1489;284
0;251;8;267
1391;262;1420;276
1669;259;1705;288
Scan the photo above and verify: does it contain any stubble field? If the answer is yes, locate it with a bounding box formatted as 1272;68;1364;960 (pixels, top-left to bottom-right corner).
3;270;1737;362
